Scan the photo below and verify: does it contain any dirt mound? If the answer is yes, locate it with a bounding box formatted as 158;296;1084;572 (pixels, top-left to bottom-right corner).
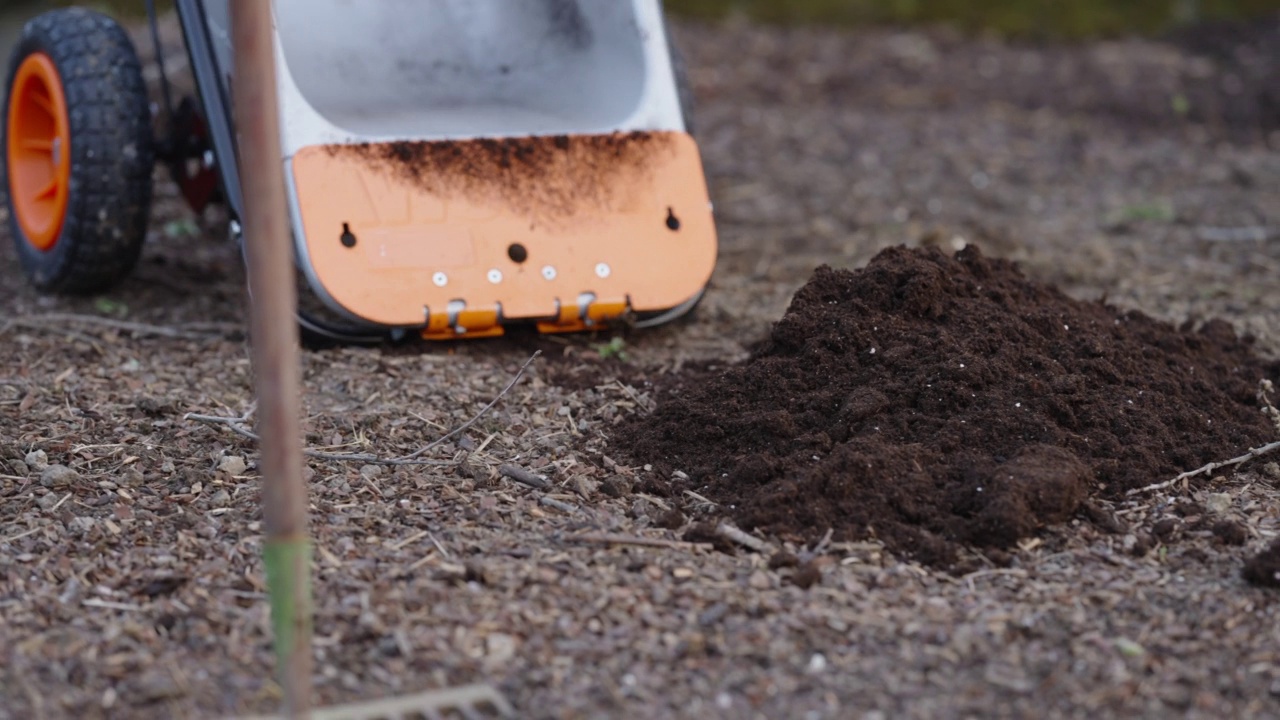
615;245;1280;568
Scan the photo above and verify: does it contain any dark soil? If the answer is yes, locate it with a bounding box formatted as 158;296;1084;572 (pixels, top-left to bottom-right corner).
616;244;1280;569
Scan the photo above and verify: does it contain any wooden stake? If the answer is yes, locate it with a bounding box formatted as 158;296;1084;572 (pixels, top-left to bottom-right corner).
228;1;312;716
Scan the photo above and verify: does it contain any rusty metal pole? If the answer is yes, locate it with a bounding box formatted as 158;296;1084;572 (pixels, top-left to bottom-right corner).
228;0;312;716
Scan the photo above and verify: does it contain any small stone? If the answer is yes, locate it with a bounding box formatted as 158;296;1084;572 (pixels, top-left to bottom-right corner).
37;493;60;511
160;459;176;474
629;498;651;520
485;633;516;663
1204;493;1232;515
748;570;772;590
572;476;598;499
129;669;185;703
218;455;247;477
40;464;79;488
68;516;95;536
25;450;48;470
209;490;231;508
359;464;383;480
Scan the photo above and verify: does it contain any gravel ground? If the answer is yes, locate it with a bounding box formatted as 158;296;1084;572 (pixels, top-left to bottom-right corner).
3;12;1280;720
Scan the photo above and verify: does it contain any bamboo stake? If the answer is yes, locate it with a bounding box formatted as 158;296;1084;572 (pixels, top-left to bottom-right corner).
228;1;312;716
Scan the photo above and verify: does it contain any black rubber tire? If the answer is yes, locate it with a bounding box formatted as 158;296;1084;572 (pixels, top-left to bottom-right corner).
2;8;155;294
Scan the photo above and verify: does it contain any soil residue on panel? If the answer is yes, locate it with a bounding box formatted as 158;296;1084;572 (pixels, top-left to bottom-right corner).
326;131;675;225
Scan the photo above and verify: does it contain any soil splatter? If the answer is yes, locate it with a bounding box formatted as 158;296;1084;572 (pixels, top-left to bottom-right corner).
325;131;674;225
614;245;1280;569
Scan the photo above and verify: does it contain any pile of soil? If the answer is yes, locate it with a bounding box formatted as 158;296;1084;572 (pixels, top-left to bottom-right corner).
616;245;1280;569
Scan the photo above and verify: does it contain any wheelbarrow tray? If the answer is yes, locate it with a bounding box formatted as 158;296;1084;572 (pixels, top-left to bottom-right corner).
174;0;717;341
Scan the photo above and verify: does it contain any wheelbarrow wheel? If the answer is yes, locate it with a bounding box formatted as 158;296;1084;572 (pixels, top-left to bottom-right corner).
3;8;155;294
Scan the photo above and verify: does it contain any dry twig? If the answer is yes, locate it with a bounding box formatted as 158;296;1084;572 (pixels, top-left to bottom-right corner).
1128;440;1280;495
499;464;551;490
715;523;774;553
539;496;579;514
185;352;540;466
567;533;713;551
1130;380;1280;495
800;528;835;562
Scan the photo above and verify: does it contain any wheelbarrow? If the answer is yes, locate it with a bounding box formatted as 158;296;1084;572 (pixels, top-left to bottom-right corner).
2;0;718;345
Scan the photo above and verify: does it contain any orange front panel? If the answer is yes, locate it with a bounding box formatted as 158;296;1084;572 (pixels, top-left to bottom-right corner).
290;131;718;329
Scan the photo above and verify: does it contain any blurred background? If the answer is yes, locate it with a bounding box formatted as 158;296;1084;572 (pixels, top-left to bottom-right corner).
5;0;1280;40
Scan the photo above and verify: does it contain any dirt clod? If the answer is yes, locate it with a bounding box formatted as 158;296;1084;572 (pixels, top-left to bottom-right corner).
1212;520;1250;546
655;508;687;530
790;562;823;589
618;245;1280;568
599;476;632;498
1243;538;1280;588
1153;518;1181;540
768;551;801;569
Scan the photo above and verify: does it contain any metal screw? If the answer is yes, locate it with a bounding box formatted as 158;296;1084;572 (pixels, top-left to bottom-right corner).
541;265;557;281
595;263;611;279
487;269;503;284
432;272;448;287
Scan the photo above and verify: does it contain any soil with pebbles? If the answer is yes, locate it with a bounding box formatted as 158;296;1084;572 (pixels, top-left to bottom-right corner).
2;9;1280;720
617;245;1280;569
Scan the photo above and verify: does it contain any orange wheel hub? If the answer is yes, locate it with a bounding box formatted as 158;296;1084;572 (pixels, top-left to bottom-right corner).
6;52;71;252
